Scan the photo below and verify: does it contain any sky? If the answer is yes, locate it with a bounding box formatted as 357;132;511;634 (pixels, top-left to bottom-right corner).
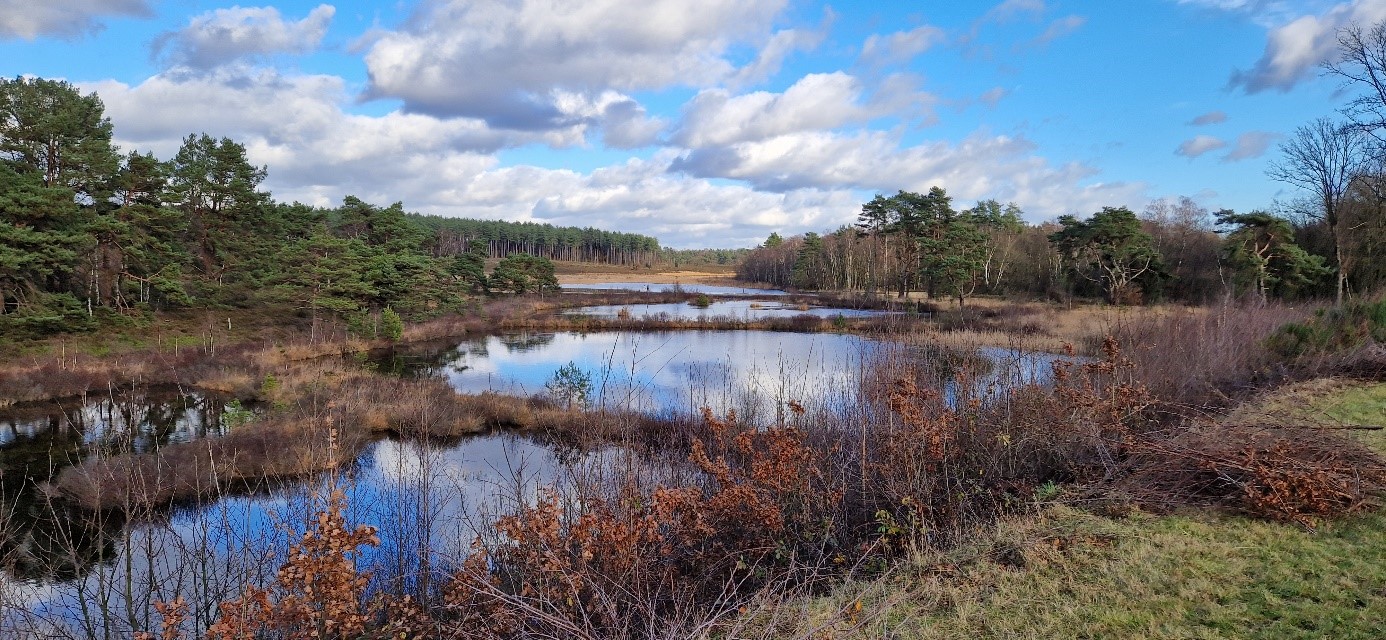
0;0;1376;248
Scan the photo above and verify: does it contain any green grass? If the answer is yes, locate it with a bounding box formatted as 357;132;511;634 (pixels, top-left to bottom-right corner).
1313;383;1386;425
1224;378;1386;452
790;506;1386;639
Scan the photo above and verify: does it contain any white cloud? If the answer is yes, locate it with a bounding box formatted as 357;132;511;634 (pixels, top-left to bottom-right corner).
1230;0;1386;93
673;72;911;148
1222;130;1279;160
152;5;335;70
860;25;947;65
83;68;560;196
0;0;151;40
80;64;1145;247
1176;134;1228;157
1189;110;1228;125
518;153;864;246
599;99;667;149
361;0;788;129
670;129;1144;219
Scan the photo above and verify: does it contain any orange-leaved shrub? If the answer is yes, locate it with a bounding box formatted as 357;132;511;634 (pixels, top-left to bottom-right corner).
206;488;379;640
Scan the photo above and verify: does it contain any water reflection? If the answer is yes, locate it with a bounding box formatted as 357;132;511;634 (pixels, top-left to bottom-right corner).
562;281;788;296
400;331;881;420
565;300;894;321
0;389;242;615
0;431;612;636
0;388;229;453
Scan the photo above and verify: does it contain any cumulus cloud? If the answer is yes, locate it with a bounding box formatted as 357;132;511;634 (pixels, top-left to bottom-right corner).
1176;135;1228;157
1188;110;1228;125
84;64;1146;246
361;0;788;130
672;72;913;148
517;152;865;247
83;68;566;193
1229;0;1386;93
669;128;1144;218
1222;130;1279;160
0;0;151;40
599;99;666;149
152;5;335;70
860;25;947;65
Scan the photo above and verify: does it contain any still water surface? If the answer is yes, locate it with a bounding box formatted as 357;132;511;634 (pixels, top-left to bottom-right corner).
562;281;788;296
0;327;1064;633
564;300;893;321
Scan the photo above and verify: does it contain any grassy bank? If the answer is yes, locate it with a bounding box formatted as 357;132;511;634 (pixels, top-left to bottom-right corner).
788;504;1386;639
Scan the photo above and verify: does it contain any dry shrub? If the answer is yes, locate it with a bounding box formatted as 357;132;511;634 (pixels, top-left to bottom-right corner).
1089;301;1386;524
367;407;842;639
1128;426;1386;526
454;392;539;429
134;598;188;640
856;336;1157;551
1108;301;1308;414
205;488;379;640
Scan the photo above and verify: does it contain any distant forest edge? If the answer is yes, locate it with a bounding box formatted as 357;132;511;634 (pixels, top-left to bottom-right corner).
0;76;741;340
737;152;1385;305
409;214;746;268
413;215;660;265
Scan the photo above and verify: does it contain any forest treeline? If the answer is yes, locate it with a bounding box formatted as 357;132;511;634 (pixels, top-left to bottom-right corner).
409;214;749;269
738;180;1383;305
411;215;660;266
0;76;718;341
735;189;1373;305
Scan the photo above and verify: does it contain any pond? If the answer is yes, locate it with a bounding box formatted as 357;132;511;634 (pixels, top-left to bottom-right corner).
0;328;1068;635
379;330;1065;419
380;330;886;421
564;300;896;321
561;281;788;296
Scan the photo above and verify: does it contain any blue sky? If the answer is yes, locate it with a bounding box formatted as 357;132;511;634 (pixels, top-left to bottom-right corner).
0;0;1374;247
